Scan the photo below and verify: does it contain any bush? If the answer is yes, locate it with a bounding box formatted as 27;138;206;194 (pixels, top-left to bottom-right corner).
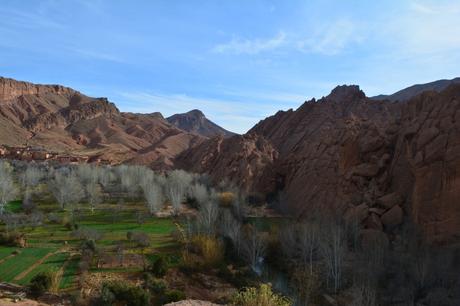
219;192;235;207
100;281;150;306
149;255;168;277
0;232;26;247
192;235;224;267
29;272;53;296
161;289;186;304
232;284;291;306
143;273;166;295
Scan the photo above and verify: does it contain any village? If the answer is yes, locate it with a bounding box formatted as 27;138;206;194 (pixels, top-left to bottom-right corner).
0;145;111;165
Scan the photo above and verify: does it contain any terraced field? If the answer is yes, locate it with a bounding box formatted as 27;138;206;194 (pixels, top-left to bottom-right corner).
0;201;178;293
0;248;54;282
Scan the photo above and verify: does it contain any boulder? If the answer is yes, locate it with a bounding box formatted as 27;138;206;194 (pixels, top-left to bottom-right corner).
376;192;402;209
364;213;383;231
381;205;404;229
344;203;369;223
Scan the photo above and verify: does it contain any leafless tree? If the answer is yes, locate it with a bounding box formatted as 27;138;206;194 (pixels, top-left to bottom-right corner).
197;193;219;235
0;161;19;215
319;218;346;293
143;182;163;214
241;224;267;273
86;180;102;213
48;170;85;220
298;220;319;275
166;170;193;213
220;210;242;255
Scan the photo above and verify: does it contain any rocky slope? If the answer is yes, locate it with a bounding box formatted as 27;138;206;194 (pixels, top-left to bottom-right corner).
0;77;208;167
178;83;460;243
167;109;235;138
372;77;460;101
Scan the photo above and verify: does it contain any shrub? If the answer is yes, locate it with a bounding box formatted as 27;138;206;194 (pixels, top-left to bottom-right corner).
143;273;166;295
161;289;186;304
100;281;150;306
232;284;291;306
131;232;150;248
192;235;224;267
29;272;53;296
0;232;26;247
219;192;235;207
149;255;168;277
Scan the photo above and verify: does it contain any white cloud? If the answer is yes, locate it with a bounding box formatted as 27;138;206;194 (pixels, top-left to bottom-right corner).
212;32;287;55
388;1;460;56
298;18;361;55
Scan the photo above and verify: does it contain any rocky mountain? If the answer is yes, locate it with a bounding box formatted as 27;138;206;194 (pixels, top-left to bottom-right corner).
371;77;460;101
2;75;460;243
0;77;206;167
178;83;460;243
167;109;235;138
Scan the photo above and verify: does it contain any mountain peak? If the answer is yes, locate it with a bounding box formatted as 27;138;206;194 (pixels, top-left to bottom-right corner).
167;110;235;138
327;85;366;102
186;109;205;117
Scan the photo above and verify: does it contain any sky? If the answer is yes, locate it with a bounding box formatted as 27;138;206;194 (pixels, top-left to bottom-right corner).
1;0;460;133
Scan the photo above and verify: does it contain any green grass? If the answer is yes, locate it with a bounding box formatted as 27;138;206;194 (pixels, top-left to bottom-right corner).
59;256;80;290
0;247;54;282
6;200;22;213
0;247;16;260
17;251;68;285
0;200;180;292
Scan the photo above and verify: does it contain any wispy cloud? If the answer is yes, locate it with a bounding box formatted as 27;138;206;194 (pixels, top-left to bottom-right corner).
71;48;125;63
298;18;361;55
212;32;287;55
212;18;363;57
387;1;460;56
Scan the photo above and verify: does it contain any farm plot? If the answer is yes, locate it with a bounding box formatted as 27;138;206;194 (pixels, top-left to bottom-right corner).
16;251;69;285
0;247;54;282
59;255;80;290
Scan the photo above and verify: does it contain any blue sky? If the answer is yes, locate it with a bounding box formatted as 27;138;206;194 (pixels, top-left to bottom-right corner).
1;0;459;133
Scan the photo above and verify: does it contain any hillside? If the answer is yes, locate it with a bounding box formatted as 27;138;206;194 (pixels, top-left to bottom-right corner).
178;83;460;243
0;77;222;168
167;109;235;138
371;77;460;101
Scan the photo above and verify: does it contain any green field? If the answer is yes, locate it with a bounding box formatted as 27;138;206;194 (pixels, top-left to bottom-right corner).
17;251;68;285
0;201;178;292
0;247;54;282
59;255;80;290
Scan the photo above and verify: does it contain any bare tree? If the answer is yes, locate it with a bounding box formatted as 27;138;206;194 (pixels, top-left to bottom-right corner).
298;221;319;275
143;183;163;214
86;181;102;213
48;171;84;220
166;170;193;213
0;161;19;215
241;225;267;273
197;195;219;235
220;210;242;255
320;218;346;293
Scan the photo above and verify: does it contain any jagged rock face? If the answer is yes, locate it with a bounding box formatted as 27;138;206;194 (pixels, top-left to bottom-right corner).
180;84;460;243
176;134;278;194
167;109;235;138
390;86;460;243
0;77;75;101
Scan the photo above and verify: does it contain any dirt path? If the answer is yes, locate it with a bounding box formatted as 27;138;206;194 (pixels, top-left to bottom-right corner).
13;248;64;282
53;253;72;290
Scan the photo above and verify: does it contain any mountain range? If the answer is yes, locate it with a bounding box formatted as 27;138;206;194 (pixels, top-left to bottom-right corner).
1;76;460;243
